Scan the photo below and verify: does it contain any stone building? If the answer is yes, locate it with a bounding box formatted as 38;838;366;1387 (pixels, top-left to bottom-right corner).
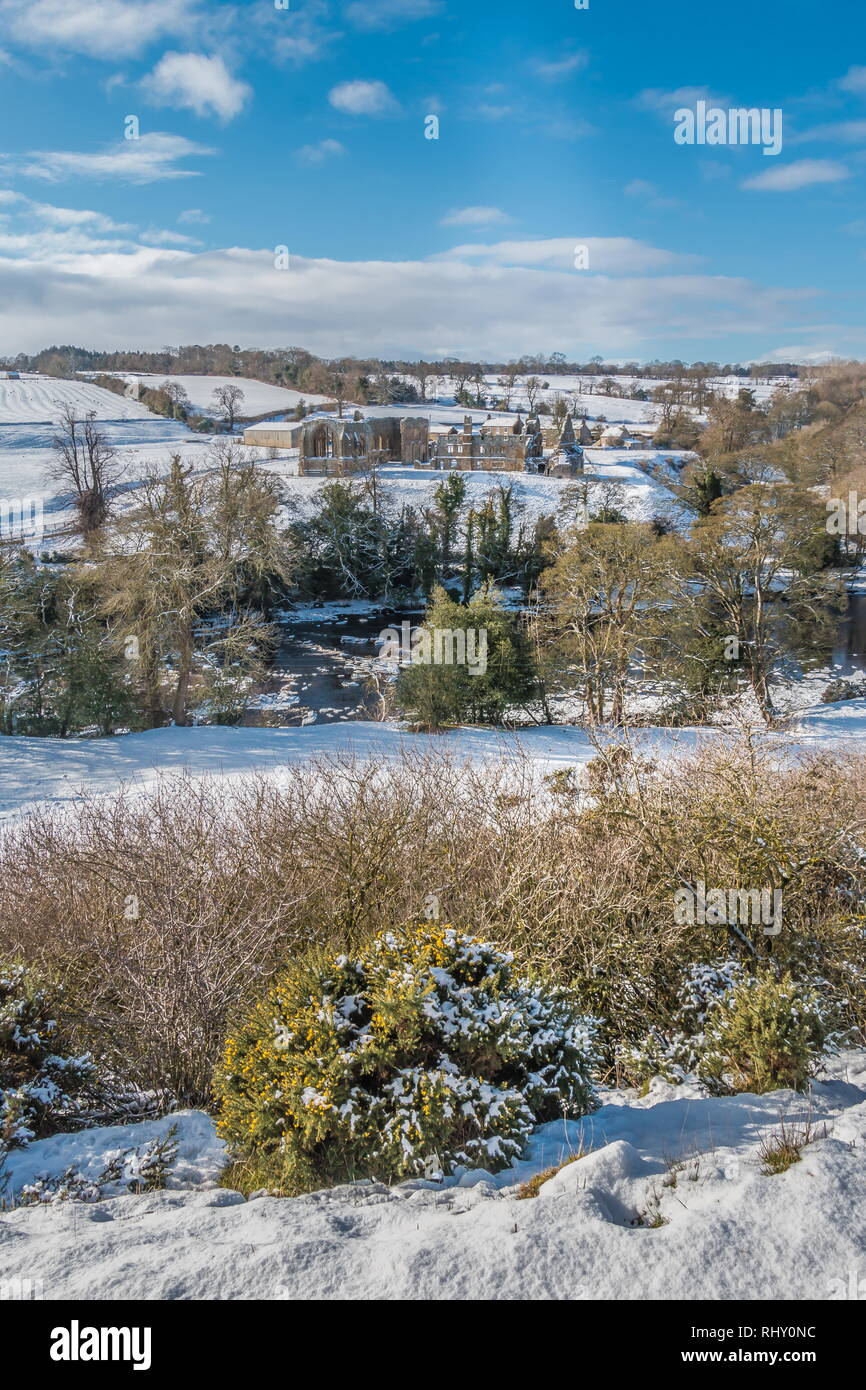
542;417;594;449
243;408;586;477
596;424;627;448
243;415;430;474
544;416;585;478
430;417;530;472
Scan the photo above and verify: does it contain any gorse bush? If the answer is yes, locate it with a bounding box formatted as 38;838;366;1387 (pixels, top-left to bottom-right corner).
700;970;834;1095
1;962;95;1154
622;963;836;1095
216;925;598;1194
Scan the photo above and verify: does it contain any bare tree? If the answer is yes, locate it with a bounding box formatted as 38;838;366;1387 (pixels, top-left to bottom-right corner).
50;406;126;536
327;369;350;418
409;361;432;402
211;383;245;432
161;380;191;419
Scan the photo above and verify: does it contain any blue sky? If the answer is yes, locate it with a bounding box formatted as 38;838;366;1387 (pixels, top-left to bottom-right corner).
0;0;864;362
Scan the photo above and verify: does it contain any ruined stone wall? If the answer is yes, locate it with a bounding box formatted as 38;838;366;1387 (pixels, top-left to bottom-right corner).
399;417;430;465
297;418;368;475
365;417;402;460
294;414;430;474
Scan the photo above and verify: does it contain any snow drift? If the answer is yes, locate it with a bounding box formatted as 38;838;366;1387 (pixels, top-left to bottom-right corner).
2;1051;865;1300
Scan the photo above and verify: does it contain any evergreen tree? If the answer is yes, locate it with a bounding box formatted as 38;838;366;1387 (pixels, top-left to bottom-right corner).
0;554;133;736
431;472;467;578
395;584;538;727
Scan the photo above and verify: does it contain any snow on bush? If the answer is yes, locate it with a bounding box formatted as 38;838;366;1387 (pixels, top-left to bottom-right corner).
216;924;599;1192
1;962;95;1155
621;962;836;1094
13;1126;178;1206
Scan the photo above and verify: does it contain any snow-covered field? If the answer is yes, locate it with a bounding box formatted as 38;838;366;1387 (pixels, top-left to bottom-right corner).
417;372;796;423
0;721;641;821
1;697;865;823
2;1050;864;1300
0;389;691;542
0;426;206;538
0;371;203;535
0;368;700;542
103;373;331;416
0;374;153;425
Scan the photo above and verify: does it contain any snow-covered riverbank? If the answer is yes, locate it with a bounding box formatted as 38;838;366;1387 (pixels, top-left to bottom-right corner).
2;697;866;821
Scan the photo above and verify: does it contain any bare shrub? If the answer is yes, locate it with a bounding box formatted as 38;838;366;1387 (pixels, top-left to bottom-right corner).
0;736;863;1104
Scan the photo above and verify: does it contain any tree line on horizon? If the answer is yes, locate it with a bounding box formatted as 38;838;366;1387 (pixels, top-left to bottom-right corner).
1;342;803;395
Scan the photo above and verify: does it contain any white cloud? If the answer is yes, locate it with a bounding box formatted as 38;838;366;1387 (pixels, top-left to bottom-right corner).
625;179;657;198
328;80;398;115
295;139;347;165
761;344;841;364
544;117;596;141
275;35;326;64
16;133;215;184
29;202;133;233
142;52;251;122
531;50;589;82
140;228;201;246
178;208;211;225
439;206;512;227
742;159;850;192
838;66;866;95
475;104;514;121
0;237;819;358
636;86;728;117
0;0;200;60
0;196;151;257
434;236;697;274
344;0;441;30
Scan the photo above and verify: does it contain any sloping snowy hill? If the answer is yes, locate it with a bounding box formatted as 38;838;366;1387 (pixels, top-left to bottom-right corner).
113;374;330;416
0;374;155;424
2;1051;864;1300
260;452;689;530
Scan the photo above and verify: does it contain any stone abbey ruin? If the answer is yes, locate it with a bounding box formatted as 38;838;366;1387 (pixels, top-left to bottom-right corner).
243;412;586;478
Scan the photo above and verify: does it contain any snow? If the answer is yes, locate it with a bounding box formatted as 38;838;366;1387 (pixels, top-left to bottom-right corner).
2;1111;225;1198
413;372;796;424
106;374;330;416
0;722;608;820
255;452;690;530
0;374;690;544
2;1050;864;1299
3;698;866;822
0;426;210;540
0;374;154;425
